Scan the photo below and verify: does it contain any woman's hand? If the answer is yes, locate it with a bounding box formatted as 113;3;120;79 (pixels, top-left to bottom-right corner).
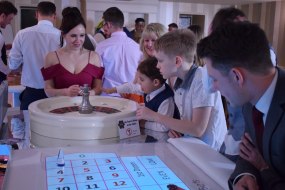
65;85;80;96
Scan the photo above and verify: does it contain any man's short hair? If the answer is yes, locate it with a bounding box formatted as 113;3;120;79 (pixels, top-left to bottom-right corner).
135;18;145;24
37;1;56;16
197;22;272;75
0;1;17;15
211;7;246;32
154;29;196;63
168;23;178;29
188;24;203;41
103;7;124;28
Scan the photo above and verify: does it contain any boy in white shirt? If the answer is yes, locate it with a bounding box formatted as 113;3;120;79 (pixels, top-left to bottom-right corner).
104;57;179;132
136;29;227;150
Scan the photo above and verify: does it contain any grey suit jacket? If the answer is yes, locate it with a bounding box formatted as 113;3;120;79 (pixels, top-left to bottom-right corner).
229;67;285;190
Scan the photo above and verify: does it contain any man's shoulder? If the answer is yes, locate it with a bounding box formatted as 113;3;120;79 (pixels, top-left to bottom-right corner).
36;24;61;34
18;24;60;35
95;38;110;50
97;35;140;49
13;26;34;40
17;26;35;34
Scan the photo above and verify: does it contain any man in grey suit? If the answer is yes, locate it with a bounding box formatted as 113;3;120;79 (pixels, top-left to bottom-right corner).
197;22;285;190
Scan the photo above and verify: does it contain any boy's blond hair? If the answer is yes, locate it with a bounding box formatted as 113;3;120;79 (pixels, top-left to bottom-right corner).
154;29;196;63
140;23;167;59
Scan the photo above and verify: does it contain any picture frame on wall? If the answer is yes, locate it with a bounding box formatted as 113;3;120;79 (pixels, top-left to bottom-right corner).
179;14;192;29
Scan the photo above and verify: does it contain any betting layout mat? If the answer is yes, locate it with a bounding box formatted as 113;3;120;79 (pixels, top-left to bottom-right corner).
45;152;189;190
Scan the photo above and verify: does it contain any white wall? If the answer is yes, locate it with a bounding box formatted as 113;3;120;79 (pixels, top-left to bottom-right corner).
86;0;160;34
7;0;228;39
176;3;225;34
85;0;225;36
61;0;79;9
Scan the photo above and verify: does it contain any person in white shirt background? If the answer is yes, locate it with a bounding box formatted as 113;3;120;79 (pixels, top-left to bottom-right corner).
96;7;142;97
8;1;61;148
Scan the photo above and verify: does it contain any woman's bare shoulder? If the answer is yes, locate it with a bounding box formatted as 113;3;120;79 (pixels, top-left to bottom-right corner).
45;50;60;68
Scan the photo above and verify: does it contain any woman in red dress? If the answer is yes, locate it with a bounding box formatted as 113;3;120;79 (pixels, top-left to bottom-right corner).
41;7;104;97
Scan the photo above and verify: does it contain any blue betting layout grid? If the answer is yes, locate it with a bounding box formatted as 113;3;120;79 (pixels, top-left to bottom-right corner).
45;152;189;190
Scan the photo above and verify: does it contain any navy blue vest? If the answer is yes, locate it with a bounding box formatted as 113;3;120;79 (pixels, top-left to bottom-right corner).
144;83;180;119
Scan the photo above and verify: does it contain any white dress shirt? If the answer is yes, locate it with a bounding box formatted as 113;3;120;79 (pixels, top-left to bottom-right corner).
255;69;278;124
0;32;10;75
9;20;61;89
96;31;142;96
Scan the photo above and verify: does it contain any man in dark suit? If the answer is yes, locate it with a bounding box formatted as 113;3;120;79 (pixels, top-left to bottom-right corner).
197;22;285;190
